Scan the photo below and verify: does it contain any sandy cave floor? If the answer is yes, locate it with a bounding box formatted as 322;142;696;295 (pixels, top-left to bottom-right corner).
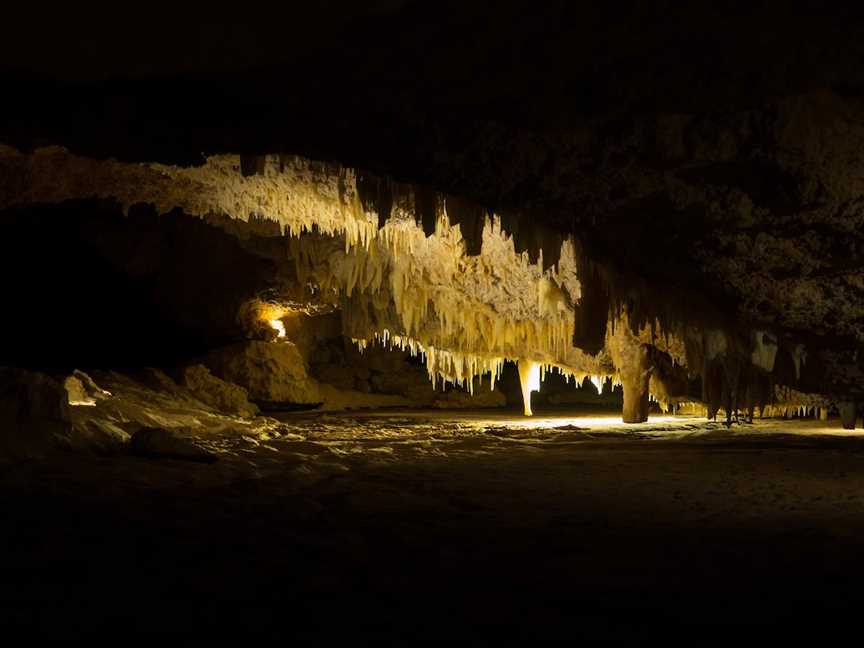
3;409;864;640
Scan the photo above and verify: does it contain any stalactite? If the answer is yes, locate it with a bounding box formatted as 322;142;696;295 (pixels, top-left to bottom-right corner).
1;144;824;421
518;361;541;416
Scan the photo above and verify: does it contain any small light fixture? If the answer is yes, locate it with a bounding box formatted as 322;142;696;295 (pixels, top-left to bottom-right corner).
269;319;286;338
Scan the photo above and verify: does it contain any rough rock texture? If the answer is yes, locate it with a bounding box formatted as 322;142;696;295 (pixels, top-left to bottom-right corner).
1;139;856;417
606;320;657;423
63;375;90;404
3;3;864;417
0;368;69;461
60;369;298;460
204;341;322;406
6;8;863;350
63;369;112;406
130;427;217;463
181;364;259;418
199;333;507;412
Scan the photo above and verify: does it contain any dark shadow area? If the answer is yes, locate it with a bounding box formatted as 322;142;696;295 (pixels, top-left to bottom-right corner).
2;426;863;641
0;201;277;370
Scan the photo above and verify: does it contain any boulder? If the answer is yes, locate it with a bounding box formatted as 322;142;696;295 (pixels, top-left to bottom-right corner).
0;368;70;461
181;364;259;417
63;369;112;406
205;341;321;405
63;375;91;404
58;370;132;454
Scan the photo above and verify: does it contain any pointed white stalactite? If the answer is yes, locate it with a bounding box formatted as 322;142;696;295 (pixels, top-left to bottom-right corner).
518;360;542;417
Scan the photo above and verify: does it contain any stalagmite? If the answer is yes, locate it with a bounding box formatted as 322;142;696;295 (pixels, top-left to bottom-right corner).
518;360;541;416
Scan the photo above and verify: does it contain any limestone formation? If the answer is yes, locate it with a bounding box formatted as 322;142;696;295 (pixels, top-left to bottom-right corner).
517;361;541;416
607;327;653;424
181;364;259;418
63;370;112;407
308;333;508;408
204;341;322;406
130;427;217;463
0;134;860;425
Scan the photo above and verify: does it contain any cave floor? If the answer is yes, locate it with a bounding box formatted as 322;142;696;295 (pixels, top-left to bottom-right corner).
3;409;864;640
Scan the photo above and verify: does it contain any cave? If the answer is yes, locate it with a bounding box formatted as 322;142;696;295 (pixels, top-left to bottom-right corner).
3;2;864;641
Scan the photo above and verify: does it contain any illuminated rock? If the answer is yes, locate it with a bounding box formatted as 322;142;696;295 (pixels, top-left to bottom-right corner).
607;323;652;423
620;347;652;424
63;370;112;407
204;341;322;406
181;364;259;418
0;144;840;423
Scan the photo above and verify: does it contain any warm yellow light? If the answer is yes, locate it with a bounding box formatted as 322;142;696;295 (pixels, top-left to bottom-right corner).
69;399;97;407
518;361;542;416
476;414;691;429
269;319;286;338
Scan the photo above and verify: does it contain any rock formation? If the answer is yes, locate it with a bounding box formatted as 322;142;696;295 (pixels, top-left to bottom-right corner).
2;3;864;427
0;139;857;424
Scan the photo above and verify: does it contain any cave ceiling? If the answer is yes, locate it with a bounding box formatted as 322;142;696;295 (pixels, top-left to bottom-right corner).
3;1;864;409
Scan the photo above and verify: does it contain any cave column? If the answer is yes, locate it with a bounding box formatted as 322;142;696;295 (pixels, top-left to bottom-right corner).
839;402;857;430
608;321;654;424
620;344;651;424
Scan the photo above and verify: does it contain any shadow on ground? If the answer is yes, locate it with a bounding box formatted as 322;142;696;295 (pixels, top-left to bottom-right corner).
1;410;862;640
